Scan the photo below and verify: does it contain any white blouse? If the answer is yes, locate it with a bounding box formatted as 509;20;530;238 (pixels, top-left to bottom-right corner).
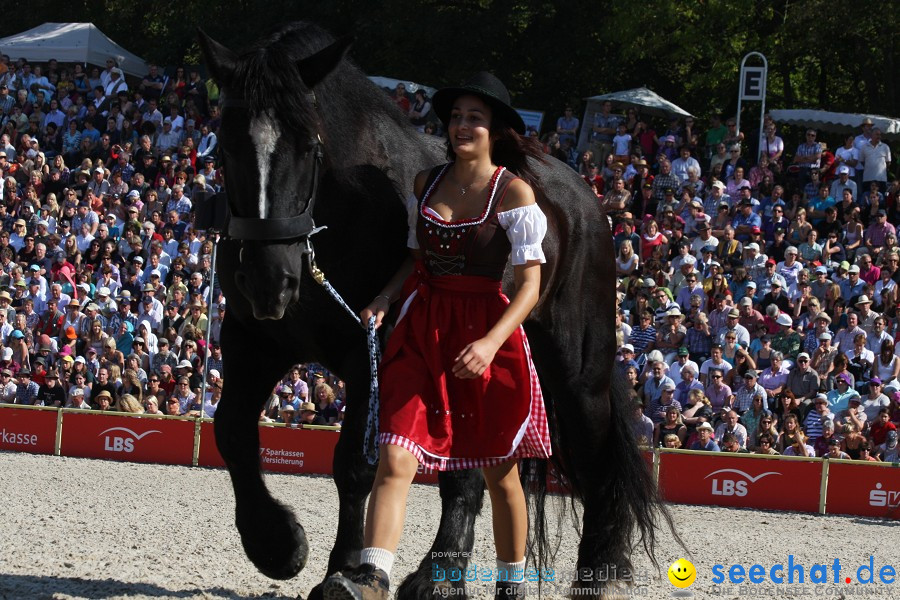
404;193;547;265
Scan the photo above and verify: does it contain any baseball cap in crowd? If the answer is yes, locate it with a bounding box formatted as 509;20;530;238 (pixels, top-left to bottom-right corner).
775;314;792;327
848;265;860;273
744;370;758;379
815;266;828;274
1;348;11;361
74;356;86;364
819;331;832;340
746;243;759;252
677;347;689;356
740;297;753;306
836;373;852;386
837;165;850;175
728;308;740;318
619;344;635;353
176;359;193;370
661;381;676;391
746;281;757;289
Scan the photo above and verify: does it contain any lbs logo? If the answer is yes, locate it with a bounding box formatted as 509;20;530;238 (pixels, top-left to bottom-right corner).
705;468;780;497
869;483;900;508
99;427;161;453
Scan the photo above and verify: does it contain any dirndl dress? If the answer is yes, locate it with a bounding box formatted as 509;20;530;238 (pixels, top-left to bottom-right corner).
378;163;552;470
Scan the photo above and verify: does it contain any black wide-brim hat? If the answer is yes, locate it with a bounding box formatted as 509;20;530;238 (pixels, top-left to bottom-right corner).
433;71;526;135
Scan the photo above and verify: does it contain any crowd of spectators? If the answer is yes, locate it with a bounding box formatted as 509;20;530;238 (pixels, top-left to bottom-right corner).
573;103;900;461
4;53;899;458
0;55;348;427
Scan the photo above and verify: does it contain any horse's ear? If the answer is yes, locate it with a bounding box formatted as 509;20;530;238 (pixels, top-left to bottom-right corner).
297;35;354;88
197;28;237;86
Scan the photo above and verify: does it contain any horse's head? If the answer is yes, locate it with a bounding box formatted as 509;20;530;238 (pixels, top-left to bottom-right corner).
198;27;351;320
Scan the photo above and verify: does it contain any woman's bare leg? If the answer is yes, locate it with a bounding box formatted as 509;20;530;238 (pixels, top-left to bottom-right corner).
364;444;420;551
482;460;527;563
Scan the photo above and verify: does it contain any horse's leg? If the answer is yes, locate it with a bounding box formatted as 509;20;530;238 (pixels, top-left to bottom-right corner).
216;317;305;580
396;469;484;600
307;380;377;600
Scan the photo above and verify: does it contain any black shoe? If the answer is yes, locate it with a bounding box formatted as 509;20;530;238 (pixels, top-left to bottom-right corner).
495;580;525;599
324;564;390;600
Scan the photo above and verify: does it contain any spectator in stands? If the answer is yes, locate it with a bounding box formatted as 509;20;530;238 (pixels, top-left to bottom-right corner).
690;422;719;451
631;398;653;446
785;352;819;405
715;410;748;449
755;432;779;455
875;430;899;462
869;408;897;448
860;378;890;423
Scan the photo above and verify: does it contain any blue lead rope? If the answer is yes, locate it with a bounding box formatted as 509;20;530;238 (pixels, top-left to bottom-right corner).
315;277;382;465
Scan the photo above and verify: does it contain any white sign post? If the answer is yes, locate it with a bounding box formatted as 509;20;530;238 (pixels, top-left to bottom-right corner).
736;52;768;160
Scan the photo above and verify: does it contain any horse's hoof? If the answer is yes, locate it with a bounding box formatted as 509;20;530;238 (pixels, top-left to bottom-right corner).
397;571;466;600
306;581;324;600
238;502;309;579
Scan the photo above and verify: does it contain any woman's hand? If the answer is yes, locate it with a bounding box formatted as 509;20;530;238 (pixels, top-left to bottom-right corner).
360;295;391;330
452;337;500;379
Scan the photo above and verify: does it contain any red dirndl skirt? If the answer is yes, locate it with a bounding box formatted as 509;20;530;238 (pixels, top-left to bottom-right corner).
378;264;551;470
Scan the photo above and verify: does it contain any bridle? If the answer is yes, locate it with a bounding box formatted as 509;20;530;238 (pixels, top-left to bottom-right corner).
220;90;327;278
218;87;382;465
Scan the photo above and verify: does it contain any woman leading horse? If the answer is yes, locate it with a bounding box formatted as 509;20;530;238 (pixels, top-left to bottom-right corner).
324;73;548;600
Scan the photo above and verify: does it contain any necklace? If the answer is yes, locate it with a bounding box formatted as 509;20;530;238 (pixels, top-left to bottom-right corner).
454;169;494;196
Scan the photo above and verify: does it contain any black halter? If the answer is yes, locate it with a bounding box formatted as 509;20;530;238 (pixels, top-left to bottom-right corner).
220;91;325;243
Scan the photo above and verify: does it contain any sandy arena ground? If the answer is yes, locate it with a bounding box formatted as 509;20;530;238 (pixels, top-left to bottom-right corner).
0;452;897;600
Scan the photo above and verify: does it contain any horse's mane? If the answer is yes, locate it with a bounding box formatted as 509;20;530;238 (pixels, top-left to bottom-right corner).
230;22;410;153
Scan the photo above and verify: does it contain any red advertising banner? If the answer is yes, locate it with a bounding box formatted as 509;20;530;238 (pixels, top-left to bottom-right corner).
257;426;337;474
197;420;224;468
60;411;195;466
0;405;57;455
198;421;439;482
658;451;822;513
825;461;900;520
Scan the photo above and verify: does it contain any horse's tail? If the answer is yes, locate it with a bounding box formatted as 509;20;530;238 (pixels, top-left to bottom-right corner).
521;345;681;587
592;369;681;567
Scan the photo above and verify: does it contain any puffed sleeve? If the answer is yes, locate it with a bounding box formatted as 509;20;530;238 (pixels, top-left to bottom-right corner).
497;204;547;265
405;193;419;249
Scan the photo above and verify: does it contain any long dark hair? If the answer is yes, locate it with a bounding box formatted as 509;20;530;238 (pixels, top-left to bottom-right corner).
445;115;545;194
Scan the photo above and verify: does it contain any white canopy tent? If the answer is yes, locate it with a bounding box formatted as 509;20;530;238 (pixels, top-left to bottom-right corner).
0;22;147;78
577;87;693;151
769;109;900;140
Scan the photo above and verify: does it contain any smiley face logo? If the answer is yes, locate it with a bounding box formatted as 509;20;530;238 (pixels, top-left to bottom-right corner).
667;558;696;588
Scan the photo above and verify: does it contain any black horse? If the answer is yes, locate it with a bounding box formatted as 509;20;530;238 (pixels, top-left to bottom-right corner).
199;21;671;600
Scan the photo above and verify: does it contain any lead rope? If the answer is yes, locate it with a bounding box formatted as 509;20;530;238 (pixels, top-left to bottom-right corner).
304;244;382;466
